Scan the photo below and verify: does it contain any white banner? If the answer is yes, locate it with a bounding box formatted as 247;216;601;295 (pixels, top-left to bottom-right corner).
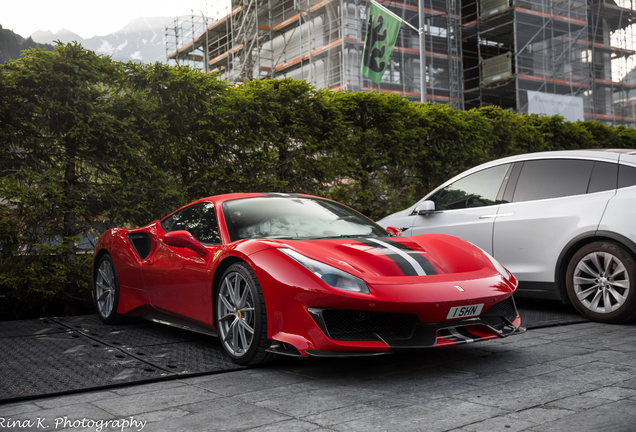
527;91;585;122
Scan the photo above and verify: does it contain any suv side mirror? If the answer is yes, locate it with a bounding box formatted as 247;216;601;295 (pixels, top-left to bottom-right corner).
163;230;209;256
415;200;436;215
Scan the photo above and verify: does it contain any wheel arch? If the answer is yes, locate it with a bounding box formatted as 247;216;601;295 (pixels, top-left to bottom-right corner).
555;231;636;303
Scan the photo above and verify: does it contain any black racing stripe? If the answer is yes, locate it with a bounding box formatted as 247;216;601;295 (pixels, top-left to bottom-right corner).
356;238;418;276
380;238;438;275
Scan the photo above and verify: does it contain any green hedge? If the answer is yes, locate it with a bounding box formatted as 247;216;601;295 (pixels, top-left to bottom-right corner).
2;43;636;320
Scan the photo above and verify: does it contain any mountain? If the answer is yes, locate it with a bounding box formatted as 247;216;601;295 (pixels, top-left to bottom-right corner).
30;17;180;63
31;28;85;45
0;24;54;63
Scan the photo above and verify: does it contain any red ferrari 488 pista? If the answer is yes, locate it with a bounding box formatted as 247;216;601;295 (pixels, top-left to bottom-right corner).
93;193;523;365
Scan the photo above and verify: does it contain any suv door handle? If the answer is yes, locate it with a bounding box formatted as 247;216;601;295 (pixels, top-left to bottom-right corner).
480;213;514;219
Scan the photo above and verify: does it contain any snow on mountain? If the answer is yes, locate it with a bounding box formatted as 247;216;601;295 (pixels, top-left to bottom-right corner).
29;17;184;63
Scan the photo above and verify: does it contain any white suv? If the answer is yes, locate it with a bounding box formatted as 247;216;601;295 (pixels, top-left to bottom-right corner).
378;149;636;323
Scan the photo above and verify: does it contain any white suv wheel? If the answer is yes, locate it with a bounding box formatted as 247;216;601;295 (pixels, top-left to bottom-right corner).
566;241;636;323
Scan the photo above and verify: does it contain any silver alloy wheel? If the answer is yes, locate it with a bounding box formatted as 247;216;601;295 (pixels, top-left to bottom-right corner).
217;271;255;358
573;251;630;314
95;259;116;318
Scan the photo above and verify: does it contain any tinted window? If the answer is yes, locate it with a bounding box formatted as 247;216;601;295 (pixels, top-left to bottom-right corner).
618;164;636;189
430;164;510;210
161;202;221;245
587;161;617;193
512;159;594;202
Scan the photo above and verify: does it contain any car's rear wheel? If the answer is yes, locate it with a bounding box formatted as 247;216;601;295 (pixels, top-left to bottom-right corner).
215;262;276;365
94;254;122;324
566;241;636;323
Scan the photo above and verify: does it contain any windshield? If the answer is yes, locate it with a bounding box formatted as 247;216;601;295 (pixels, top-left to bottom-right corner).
222;196;388;241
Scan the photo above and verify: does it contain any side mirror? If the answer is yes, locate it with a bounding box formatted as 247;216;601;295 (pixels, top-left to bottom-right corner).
163;230;209;256
386;226;402;237
415;200;436;215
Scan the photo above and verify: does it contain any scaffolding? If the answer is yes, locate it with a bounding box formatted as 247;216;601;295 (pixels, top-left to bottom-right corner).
166;14;211;72
600;0;636;125
165;0;636;124
166;0;465;106
462;0;636;125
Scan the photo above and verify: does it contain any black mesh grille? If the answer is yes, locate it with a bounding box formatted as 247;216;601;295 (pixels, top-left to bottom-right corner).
321;309;419;341
480;297;518;330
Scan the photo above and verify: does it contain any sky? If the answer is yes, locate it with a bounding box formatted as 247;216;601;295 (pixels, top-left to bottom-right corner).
1;0;230;39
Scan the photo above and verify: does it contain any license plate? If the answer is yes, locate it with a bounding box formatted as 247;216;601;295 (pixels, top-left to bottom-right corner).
446;303;484;319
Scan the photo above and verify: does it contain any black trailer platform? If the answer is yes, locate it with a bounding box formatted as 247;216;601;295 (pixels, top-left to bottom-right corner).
0;299;586;403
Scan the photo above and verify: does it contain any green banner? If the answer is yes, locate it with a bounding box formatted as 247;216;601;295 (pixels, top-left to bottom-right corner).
361;1;402;84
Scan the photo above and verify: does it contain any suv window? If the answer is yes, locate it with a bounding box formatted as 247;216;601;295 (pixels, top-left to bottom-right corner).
429;164;510;210
512;159;594;203
587;161;618;194
618;164;636;189
161;202;221;245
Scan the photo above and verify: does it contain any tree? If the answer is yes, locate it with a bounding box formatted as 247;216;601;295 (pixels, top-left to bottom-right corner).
329;91;424;219
0;43;138;315
412;104;491;195
218;78;343;195
122;63;231;212
0;45;233;318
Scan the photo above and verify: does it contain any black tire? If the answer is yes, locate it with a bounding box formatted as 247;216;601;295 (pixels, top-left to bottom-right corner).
566;241;636;324
215;262;277;365
94;254;122;324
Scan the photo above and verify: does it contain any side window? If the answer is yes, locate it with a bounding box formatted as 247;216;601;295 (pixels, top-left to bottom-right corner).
587;161;618;193
429;164;510;211
618;164;636;189
161;206;195;233
160;203;221;245
512;159;594;203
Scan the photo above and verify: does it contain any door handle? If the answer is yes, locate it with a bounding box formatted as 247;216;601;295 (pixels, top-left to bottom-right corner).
144;258;154;265
479;213;514;219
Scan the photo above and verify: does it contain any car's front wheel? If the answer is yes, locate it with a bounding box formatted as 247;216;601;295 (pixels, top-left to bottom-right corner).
215;262;276;365
566;241;636;323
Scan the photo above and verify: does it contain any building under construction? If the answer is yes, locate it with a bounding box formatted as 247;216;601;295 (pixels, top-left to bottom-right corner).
167;0;636;125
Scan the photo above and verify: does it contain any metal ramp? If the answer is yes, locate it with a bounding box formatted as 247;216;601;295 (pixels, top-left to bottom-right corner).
0;299;586;403
0;315;243;403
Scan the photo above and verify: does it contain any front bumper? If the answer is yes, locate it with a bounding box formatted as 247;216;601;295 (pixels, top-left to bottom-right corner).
267;297;524;357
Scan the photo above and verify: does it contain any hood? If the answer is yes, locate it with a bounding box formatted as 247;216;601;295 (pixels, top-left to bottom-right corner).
264;234;501;283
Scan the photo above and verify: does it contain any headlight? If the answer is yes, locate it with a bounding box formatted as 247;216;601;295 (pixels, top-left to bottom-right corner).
278;248;370;293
